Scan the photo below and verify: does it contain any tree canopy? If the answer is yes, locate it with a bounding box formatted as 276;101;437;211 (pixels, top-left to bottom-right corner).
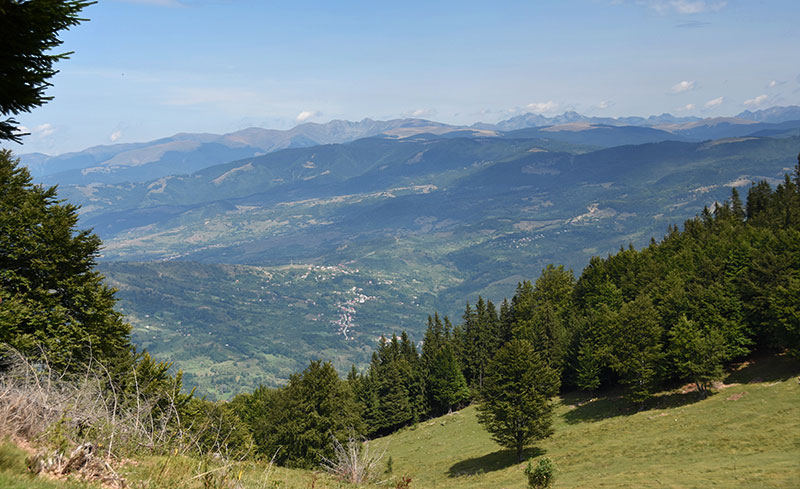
0;0;94;142
0;150;131;365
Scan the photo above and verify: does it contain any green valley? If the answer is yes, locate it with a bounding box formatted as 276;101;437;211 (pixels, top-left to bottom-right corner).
79;134;800;397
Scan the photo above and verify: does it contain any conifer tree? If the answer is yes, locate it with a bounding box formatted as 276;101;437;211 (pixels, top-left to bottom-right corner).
477;339;559;462
252;360;362;467
498;298;515;345
427;343;469;414
420;314;468;414
459;297;500;388
367;335;420;433
512;266;575;372
1;0;94;142
0;150;131;365
609;295;664;404
399;331;426;421
421;313;446;362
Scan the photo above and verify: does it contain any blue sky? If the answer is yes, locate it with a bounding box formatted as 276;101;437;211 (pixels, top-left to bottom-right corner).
8;0;800;155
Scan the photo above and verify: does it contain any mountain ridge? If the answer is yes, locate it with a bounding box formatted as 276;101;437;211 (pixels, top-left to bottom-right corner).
21;105;800;187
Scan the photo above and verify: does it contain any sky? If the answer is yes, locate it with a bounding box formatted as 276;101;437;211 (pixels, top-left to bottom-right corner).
8;0;800;155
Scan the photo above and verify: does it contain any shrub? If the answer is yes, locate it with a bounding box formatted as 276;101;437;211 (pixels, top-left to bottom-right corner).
525;457;555;489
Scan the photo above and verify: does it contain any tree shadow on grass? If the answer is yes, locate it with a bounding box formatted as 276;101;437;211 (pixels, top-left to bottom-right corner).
447;447;545;477
561;388;705;425
723;351;798;384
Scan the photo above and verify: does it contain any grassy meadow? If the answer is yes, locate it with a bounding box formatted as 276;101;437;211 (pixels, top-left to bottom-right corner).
381;353;800;489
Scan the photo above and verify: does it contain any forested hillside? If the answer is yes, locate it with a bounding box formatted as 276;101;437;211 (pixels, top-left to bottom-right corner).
227;157;800;466
89;133;800;396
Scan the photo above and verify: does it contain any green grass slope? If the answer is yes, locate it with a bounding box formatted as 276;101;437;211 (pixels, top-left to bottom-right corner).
381;354;800;489
2;355;798;488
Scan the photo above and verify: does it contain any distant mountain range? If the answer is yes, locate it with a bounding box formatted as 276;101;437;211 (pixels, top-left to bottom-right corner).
21;106;800;187
15;105;800;397
22;119;487;185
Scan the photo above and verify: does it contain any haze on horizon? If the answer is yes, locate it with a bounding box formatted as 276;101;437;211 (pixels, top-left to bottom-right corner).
7;0;800;155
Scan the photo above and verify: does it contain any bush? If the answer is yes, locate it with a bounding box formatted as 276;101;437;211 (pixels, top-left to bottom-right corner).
525;457;555;489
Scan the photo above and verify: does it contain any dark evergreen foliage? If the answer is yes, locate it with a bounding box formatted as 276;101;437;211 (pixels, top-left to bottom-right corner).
235;360;362;467
476;339;560;462
0;0;94;142
569;158;800;401
0;150;131;365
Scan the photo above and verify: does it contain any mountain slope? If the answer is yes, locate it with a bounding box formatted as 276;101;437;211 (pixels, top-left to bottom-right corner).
380;355;799;489
81;134;800;396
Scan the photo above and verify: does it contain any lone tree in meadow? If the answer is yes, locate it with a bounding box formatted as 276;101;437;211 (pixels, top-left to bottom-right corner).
477;339;560;462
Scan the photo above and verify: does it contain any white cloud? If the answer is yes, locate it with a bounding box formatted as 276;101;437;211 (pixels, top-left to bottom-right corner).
13;123;56;143
768;80;778;89
676;103;696;112
526;101;559;113
37;123;55;138
26;123;56;138
110;130;123;142
402;108;438;119
645;1;727;14
743;94;768;107
670;80;696;93
594;100;614;110
295;110;321;123
704;96;724;108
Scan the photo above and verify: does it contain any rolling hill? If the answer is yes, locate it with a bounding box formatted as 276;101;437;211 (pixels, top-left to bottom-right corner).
55;131;799;397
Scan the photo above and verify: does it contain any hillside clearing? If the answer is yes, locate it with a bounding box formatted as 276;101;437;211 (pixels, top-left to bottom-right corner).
380;353;799;488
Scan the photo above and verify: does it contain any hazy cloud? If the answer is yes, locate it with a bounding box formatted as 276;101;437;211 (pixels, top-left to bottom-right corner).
743;94;768;107
704;96;724;108
675;103;696;112
526;101;559;113
401;108;438;119
675;20;711;28
295;110;321;123
670;80;696;93
24;123;56;138
110;130;123;142
15;123;56;144
645;1;727;14
593;100;614;110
